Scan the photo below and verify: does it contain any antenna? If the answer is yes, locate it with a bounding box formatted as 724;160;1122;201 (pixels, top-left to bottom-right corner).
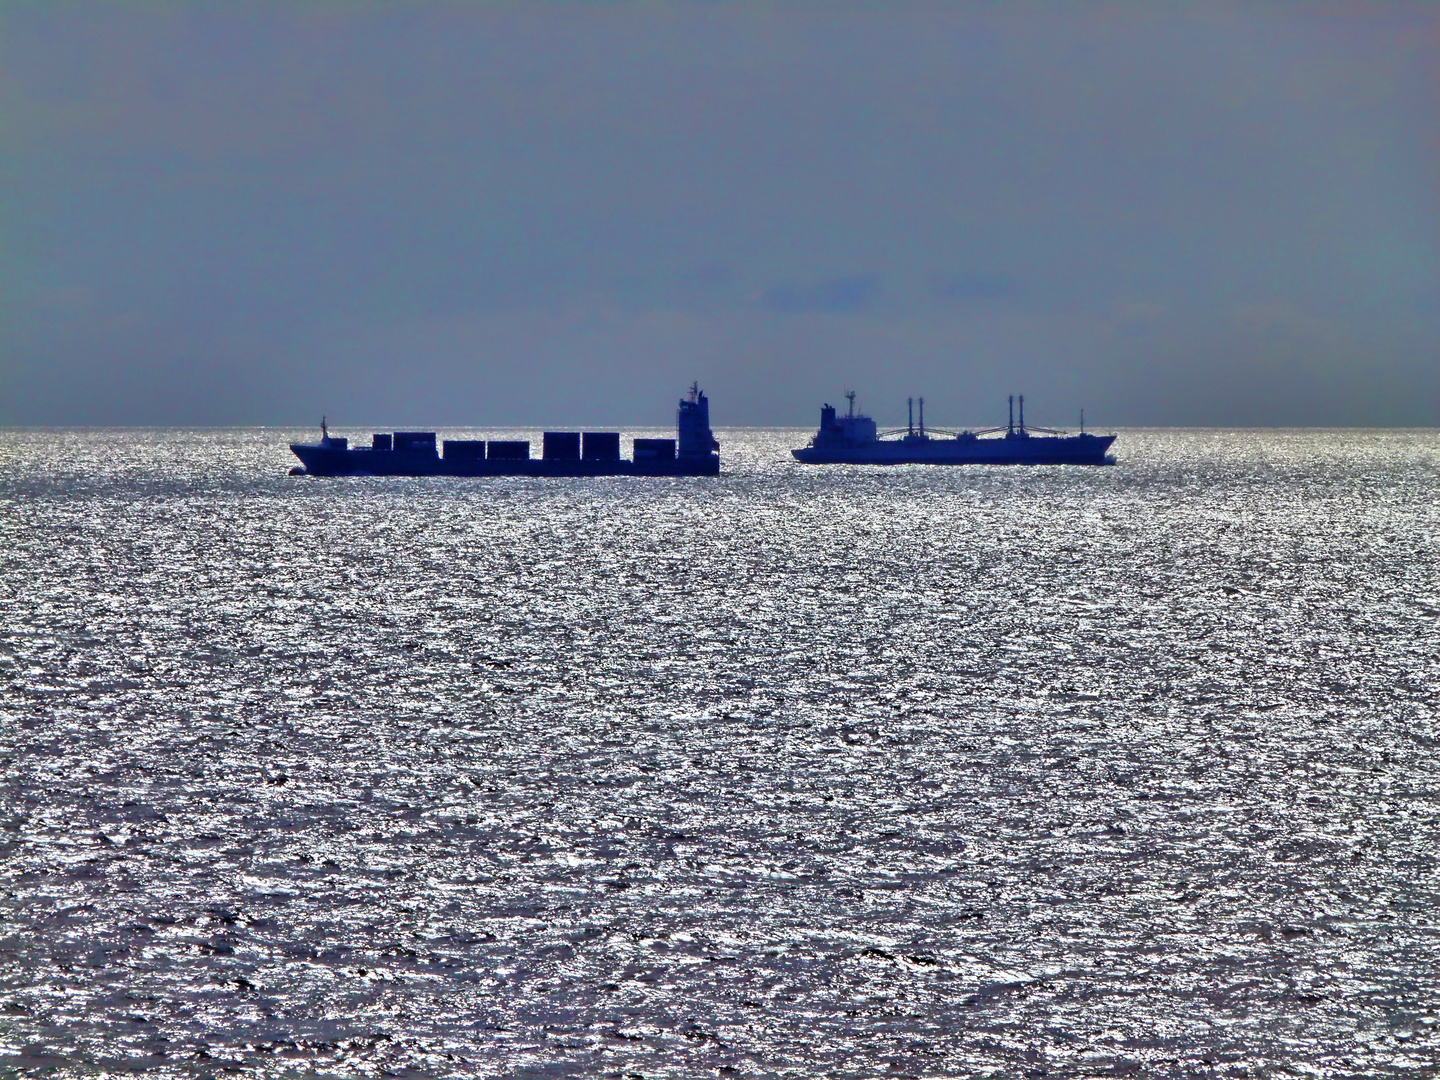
919;396;925;437
908;397;914;435
1008;395;1014;434
1081;408;1085;434
1019;394;1025;433
845;390;856;418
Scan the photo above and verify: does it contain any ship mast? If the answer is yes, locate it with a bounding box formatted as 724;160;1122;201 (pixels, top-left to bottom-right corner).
908;397;914;436
845;390;857;418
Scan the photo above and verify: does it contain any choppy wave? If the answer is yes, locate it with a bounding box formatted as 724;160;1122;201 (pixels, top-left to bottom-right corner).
2;427;1437;1077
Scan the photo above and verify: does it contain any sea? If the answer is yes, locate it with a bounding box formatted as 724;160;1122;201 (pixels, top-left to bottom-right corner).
2;427;1437;1078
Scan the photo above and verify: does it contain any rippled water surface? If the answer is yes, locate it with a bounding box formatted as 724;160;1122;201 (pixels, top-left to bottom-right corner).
3;427;1439;1078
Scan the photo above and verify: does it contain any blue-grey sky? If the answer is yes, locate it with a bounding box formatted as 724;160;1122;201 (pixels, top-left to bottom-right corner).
2;2;1436;428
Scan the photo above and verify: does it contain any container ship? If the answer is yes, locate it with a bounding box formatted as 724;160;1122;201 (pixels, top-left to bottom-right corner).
290;384;720;477
792;393;1116;466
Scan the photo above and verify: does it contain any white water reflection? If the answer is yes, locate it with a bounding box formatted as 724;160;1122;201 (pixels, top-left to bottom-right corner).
1;427;1438;1076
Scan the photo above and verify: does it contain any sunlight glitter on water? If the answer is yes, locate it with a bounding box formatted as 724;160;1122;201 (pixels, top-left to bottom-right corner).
1;427;1438;1077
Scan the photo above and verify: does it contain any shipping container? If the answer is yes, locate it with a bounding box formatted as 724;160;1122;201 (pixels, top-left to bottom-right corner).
582;432;621;460
543;431;581;460
633;438;676;461
443;439;486;460
393;432;438;454
487;440;530;460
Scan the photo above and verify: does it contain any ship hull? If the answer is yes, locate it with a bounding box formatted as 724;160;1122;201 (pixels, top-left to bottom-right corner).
290;445;720;477
791;433;1115;466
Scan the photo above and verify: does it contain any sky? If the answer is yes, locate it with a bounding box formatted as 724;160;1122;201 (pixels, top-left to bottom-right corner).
2;2;1437;428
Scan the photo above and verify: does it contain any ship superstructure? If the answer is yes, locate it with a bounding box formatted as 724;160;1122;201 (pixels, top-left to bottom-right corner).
791;392;1115;465
290;384;721;477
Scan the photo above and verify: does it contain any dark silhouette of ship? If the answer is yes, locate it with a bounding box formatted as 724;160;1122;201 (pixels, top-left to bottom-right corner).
792;392;1116;465
290;384;720;477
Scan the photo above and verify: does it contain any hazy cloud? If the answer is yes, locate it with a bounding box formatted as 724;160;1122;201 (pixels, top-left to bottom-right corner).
760;276;879;315
930;274;1021;303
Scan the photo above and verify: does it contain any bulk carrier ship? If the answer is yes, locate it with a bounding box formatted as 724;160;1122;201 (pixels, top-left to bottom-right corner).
290;384;720;477
792;393;1115;466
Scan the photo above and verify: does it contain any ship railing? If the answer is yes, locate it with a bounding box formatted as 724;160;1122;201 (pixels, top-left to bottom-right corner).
866;422;1080;439
875;425;1014;439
